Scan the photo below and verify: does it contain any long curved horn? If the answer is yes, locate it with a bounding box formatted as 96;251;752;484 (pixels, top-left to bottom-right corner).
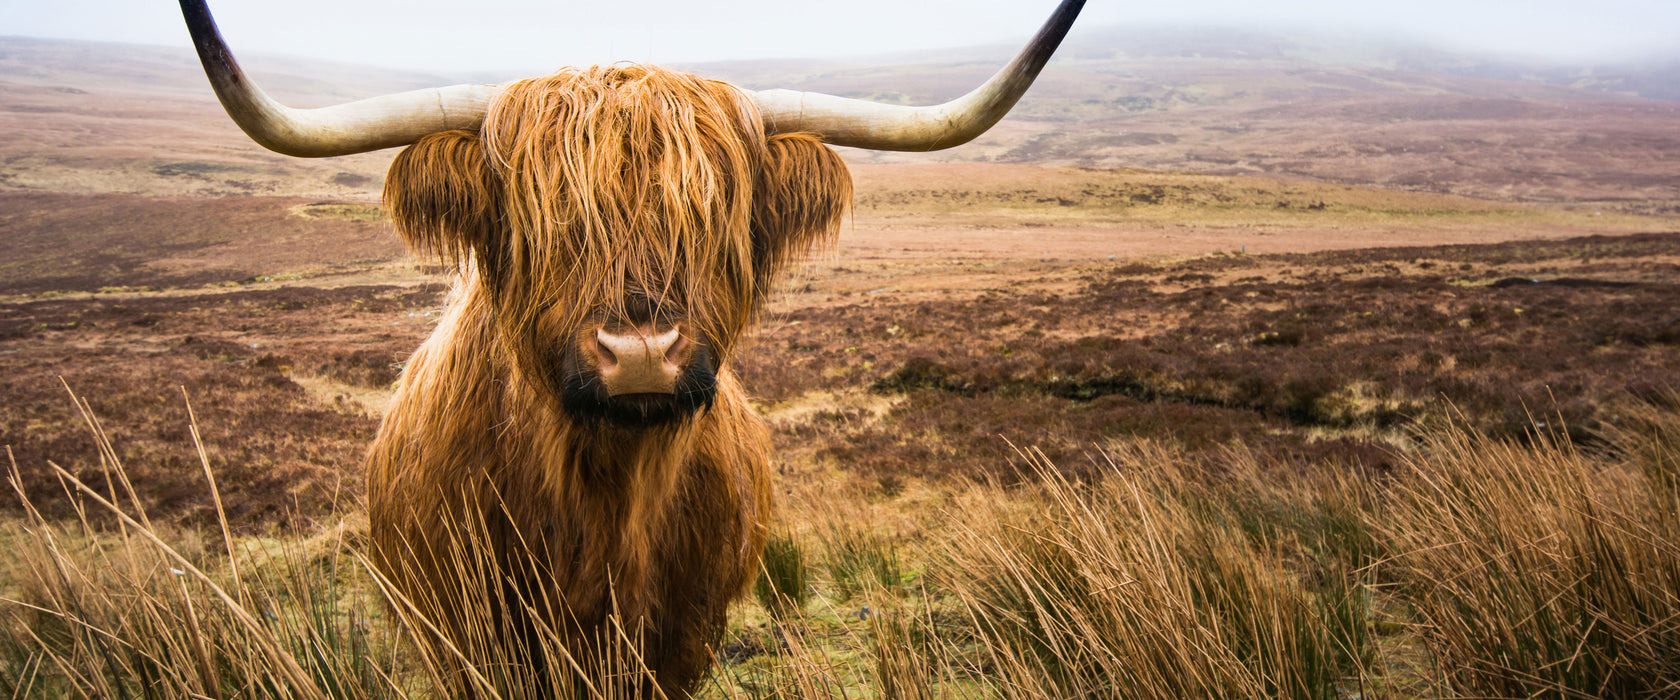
179;0;495;158
752;0;1085;151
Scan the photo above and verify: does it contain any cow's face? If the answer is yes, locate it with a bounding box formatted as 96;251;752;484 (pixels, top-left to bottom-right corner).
385;66;851;428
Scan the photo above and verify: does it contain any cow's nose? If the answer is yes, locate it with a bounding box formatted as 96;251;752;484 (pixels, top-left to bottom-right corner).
590;325;689;395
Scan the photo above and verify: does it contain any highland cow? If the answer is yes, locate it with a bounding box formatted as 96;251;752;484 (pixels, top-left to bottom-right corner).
178;0;1084;694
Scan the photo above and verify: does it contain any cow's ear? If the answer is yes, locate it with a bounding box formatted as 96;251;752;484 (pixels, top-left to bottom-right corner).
751;133;852;296
384;130;502;266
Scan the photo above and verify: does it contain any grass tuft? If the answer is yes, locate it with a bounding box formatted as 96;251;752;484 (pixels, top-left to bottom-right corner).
1374;416;1680;697
755;533;811;622
821;524;904;602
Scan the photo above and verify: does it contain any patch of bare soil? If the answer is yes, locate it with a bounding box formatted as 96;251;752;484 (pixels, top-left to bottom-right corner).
839;163;1680;261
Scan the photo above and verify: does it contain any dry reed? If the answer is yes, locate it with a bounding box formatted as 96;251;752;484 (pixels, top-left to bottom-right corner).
5;390;1679;699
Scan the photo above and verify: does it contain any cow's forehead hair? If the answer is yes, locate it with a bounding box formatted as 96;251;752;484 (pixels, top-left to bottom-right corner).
482;64;764;350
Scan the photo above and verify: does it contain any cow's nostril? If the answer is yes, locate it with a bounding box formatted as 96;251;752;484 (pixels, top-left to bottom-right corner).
590;332;619;369
665;332;692;363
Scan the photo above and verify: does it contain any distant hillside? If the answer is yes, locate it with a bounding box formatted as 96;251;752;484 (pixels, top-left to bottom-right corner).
1448;59;1680;102
694;25;1680;102
691;27;1680;202
1;30;1678;202
0;36;485;103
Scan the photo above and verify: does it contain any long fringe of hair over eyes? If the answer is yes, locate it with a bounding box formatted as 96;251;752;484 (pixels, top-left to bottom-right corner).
479;65;766;358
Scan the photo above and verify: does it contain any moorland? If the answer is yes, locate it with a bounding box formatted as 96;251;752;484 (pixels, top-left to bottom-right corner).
1;28;1678;698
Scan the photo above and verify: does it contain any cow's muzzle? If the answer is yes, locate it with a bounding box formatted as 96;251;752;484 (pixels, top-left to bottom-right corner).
588;325;691;396
558;321;717;428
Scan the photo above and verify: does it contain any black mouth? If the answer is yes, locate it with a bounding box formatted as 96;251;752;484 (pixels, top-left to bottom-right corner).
557;344;717;428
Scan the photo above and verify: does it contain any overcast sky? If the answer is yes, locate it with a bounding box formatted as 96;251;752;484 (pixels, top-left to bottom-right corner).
3;0;1677;73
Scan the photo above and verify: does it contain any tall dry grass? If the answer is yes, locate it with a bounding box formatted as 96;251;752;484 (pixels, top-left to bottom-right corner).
1375;406;1680;698
0;391;663;700
920;444;1365;700
4;391;1679;699
0;391;400;700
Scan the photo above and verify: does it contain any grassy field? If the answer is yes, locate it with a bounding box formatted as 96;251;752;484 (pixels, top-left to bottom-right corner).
3;380;1677;698
2;163;1679;696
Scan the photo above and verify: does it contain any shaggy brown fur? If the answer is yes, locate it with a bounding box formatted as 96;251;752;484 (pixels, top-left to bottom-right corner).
368;65;850;695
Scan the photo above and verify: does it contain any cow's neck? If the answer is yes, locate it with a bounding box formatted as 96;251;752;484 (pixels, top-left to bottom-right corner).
566;419;696;501
504;369;699;511
565;415;698;618
499;371;699;606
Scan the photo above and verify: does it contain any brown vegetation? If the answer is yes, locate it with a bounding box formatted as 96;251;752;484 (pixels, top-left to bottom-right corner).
5;232;1677;535
0;284;437;527
0;192;406;295
749;232;1680;489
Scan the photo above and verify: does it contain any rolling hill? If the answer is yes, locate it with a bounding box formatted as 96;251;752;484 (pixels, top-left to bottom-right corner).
2;28;1678;203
